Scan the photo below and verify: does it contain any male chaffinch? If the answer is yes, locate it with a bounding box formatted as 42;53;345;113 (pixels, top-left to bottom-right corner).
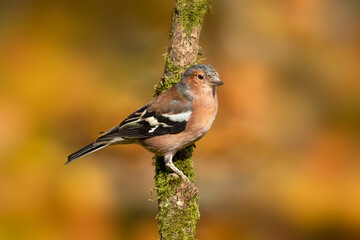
66;64;223;182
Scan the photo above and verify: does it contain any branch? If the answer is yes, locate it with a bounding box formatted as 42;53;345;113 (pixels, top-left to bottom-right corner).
153;0;211;239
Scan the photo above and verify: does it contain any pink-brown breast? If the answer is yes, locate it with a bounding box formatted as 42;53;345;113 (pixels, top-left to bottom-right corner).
140;86;218;156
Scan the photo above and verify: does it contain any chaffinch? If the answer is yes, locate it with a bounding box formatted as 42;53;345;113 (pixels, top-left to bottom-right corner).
66;64;223;182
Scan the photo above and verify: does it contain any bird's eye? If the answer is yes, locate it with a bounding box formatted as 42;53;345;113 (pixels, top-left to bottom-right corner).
197;74;204;80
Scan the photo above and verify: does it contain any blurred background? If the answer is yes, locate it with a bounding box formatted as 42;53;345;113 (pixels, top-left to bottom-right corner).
0;0;359;239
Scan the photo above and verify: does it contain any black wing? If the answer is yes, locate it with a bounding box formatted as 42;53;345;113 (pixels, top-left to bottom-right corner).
97;104;190;141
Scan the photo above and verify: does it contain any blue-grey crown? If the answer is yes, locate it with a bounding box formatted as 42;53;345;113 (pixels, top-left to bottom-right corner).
181;64;219;80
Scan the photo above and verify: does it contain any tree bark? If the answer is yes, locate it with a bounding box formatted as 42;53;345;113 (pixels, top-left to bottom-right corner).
153;0;210;239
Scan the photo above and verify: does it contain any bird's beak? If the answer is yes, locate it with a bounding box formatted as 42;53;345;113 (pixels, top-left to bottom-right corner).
210;76;224;86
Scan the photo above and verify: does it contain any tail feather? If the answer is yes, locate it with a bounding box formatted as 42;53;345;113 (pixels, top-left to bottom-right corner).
66;142;108;165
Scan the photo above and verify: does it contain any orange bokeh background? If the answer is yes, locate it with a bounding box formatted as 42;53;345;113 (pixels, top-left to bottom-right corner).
0;1;359;239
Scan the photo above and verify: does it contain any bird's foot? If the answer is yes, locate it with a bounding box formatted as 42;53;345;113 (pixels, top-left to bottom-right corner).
167;172;198;197
181;179;198;196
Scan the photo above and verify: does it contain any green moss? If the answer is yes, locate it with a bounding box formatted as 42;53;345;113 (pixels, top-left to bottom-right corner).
154;53;190;96
153;146;200;239
177;0;211;37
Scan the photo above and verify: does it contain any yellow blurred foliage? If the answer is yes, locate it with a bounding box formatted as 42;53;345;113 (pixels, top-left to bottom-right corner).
0;0;359;239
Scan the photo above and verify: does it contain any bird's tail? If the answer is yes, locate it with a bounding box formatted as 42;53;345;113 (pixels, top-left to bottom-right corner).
66;142;108;165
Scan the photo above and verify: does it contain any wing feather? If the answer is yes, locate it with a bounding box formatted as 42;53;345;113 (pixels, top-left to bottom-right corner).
96;86;193;142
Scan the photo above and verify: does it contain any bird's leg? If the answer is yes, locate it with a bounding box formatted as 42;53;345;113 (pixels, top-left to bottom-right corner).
164;154;198;198
164;154;189;182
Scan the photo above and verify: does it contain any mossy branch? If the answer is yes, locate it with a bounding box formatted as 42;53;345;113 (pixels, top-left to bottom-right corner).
153;0;211;239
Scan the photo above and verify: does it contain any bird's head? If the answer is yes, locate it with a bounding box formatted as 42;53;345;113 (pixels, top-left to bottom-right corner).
181;64;223;88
